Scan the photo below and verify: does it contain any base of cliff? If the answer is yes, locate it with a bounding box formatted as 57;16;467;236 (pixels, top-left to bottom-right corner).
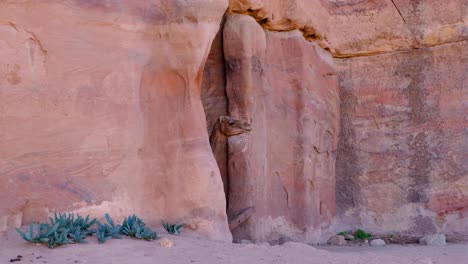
1;229;467;264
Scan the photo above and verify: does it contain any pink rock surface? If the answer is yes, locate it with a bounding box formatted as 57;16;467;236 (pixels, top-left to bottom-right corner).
228;0;467;56
1;0;466;244
224;14;339;243
0;0;232;241
335;41;468;238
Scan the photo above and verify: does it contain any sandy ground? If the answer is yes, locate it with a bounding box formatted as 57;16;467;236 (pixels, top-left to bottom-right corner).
1;229;467;264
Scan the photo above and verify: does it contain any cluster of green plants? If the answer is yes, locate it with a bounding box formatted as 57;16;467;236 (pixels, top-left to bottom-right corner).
162;221;183;235
96;214;122;243
16;213;97;248
337;229;372;240
16;212;160;248
121;214;157;240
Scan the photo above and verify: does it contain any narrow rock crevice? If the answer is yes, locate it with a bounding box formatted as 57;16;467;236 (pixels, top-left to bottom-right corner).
276;172;291;210
390;0;407;25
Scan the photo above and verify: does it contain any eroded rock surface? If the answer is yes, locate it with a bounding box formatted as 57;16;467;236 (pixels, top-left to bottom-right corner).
0;0;231;241
228;0;467;56
1;0;466;244
335;41;468;238
224;14;339;243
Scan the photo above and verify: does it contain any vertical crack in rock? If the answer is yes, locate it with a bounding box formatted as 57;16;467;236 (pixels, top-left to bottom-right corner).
390;0;408;25
389;0;422;48
276;172;290;209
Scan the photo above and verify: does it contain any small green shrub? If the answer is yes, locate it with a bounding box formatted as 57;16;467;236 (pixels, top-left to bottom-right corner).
354;229;372;239
162;221;183;235
96;214;122;243
121;214;157;240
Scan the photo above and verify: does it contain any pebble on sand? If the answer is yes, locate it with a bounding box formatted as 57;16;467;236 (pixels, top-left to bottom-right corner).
370;239;386;247
328;235;346;246
419;234;446;246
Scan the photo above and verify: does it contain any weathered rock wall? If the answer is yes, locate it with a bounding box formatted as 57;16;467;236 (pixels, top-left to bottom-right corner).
222;14;340;243
228;0;467;56
1;0;466;243
0;0;232;241
335;42;468;238
219;0;467;241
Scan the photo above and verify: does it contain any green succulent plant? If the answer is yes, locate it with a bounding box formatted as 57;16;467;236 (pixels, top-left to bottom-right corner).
16;223;56;244
121;214;157;240
162;221;183;235
46;227;73;248
96;214;122;243
49;213;97;243
16;212;97;248
16;212;159;247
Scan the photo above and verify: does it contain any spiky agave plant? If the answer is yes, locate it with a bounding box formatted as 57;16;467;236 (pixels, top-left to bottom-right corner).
46;227;73;248
96;213;122;243
120;214;157;241
49;213;97;243
162;221;183;235
16;223;58;244
16;212;97;248
69;214;97;242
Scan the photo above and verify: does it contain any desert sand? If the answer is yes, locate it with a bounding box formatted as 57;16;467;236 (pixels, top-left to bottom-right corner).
1;229;467;264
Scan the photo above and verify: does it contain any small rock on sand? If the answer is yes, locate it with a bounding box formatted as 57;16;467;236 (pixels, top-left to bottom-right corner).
328;235;346;246
415;257;434;264
256;242;271;247
160;238;173;248
279;236;293;245
370;239;386;247
419;234;446;246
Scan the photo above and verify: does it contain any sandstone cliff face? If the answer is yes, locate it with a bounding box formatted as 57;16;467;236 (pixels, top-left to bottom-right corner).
222;14;339;242
1;0;466;243
335;42;468;238
0;0;231;241
228;0;467;56
205;0;466;242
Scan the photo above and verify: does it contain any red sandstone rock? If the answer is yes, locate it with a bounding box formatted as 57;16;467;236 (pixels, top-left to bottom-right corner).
1;0;466;244
0;0;232;241
224;14;339;243
228;0;467;56
335;41;468;237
